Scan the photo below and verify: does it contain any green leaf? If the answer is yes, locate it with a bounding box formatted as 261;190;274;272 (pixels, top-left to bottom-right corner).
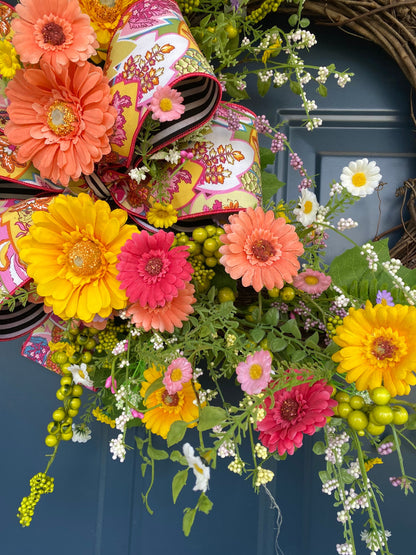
264;307;279;326
147;445;169;460
197;406;227;431
288;13;298;26
317;84;327;97
257;75;271;97
305;331;320;349
405;413;416;430
299;17;310;28
313;441;326;455
225;81;250;101
135;436;145;450
167;420;189;447
319;470;331;483
172;468;189;504
197;492;213;514
259;146;276;170
291;349;306;363
261;171;285;205
290;80;302;95
144;377;163;400
267;333;287;352
250;327;265;344
340;468;355;484
170;450;188;465
281;318;301;339
183;507;197;536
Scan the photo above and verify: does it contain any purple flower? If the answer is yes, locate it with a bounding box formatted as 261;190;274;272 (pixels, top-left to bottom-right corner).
376;290;394;306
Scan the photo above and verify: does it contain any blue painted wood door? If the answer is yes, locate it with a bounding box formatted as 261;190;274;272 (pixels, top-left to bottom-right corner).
2;5;416;555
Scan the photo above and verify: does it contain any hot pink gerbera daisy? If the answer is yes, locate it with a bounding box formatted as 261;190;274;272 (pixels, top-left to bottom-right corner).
12;0;98;69
219;206;304;292
116;230;193;308
149;85;185;122
257;378;336;456
127;282;196;333
292;269;331;295
236;350;272;395
163;357;193;394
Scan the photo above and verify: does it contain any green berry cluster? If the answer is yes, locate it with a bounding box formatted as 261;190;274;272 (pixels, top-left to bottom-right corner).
17;472;54;527
246;0;283;23
95;320;128;354
174;225;224;292
177;0;200;14
326;315;343;338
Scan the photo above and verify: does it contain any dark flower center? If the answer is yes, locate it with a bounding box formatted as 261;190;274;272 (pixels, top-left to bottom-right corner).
162;390;179;407
42;22;66;46
280;398;299;421
251;239;276;262
145;256;163;276
371;337;397;360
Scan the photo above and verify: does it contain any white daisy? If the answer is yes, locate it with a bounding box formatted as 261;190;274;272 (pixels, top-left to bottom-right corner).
67;362;94;389
72;423;92;443
182;443;210;492
293;189;319;226
340;158;381;197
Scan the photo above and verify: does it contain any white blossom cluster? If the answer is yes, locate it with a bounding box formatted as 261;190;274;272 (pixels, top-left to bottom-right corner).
382;259;416;304
128;166;149;183
336;543;354;555
273;72;288;86
360;243;379;271
109;433;126;462
335;73;352;88
306;117;322;131
325;425;350;464
316;66;329;84
360;529;391;553
287;29;317;49
254;443;269;460
255;467;274;487
330;182;344;196
337;217;358;231
228;457;245;475
347;459;361;480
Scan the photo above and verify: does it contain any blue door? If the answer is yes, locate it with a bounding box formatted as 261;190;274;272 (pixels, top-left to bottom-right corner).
2;3;416;555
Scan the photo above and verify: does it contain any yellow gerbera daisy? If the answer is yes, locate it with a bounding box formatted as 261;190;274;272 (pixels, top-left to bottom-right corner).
78;0;135;61
146;203;178;228
17;193;137;323
140;365;203;439
0;39;21;79
332;301;416;397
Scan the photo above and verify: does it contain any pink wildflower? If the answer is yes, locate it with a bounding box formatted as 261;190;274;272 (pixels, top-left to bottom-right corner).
236;350;272;395
163;357;193;394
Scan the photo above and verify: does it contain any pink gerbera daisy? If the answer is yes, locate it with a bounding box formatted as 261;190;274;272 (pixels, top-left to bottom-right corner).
257;377;336;456
163;357;193;394
292;269;331;295
12;0;98;69
127;282;196;333
149;85;185;122
219;206;304;292
116;230;193;308
236;350;272;395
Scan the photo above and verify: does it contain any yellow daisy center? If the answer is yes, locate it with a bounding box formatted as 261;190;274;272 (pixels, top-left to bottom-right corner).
47;100;78;136
365;328;407;367
159;98;173;112
68;239;103;276
170;368;183;382
0;52;12;67
304;275;319;285
303;200;313;214
249;363;263;380
351;172;367;187
194;464;204;475
162;389;179;406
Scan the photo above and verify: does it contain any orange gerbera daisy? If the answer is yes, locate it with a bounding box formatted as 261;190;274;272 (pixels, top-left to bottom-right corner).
12;0;98;69
17;194;137;323
219;206;304;292
140;365;202;439
5;61;116;186
127;282;196;333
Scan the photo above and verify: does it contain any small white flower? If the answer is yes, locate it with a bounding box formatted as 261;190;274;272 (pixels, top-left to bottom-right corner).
182;443;210;492
293;189;319;226
67;363;93;388
72;423;92;443
340;158;381;197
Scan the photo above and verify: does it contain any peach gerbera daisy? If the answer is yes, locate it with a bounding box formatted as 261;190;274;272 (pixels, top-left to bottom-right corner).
5;61;116;186
17;193;137;323
219;206;304;292
140;365;202;439
127;282;196;333
12;0;98;69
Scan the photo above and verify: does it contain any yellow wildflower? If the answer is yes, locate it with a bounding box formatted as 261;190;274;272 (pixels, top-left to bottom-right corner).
364;457;383;472
93;406;116;428
0;39;21;79
147;203;178;228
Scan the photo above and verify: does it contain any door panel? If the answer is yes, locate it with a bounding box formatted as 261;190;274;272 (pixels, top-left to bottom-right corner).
2;8;416;555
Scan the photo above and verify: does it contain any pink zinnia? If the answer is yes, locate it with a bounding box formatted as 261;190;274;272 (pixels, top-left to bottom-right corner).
292;269;331;295
236;350;272;395
149;85;185;122
257;378;336;456
163;357;193;394
116;230;193;308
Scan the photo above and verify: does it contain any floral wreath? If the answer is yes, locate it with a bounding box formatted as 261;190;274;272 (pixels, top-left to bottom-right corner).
1;1;416;554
